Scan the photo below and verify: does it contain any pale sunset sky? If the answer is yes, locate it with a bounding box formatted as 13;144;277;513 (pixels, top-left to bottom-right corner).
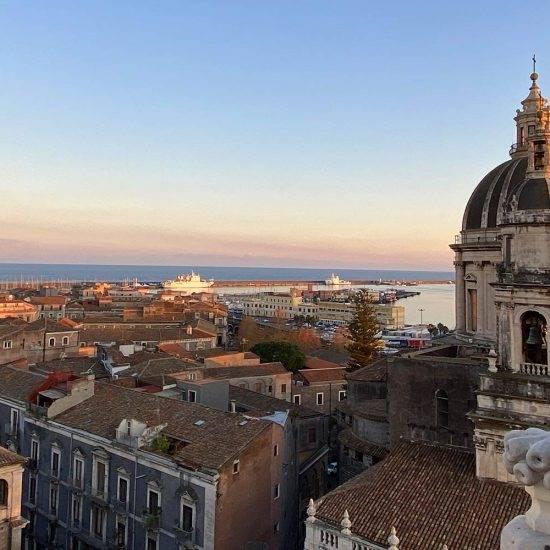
2;1;550;270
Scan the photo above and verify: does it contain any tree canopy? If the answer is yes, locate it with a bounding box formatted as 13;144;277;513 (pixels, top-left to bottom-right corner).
346;289;383;370
251;341;306;373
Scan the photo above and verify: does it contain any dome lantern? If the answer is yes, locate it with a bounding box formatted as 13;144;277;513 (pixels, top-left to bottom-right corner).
512;59;549;160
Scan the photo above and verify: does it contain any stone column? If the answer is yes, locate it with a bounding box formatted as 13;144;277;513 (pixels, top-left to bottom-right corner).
501;428;550;549
454;260;466;332
477;262;486;336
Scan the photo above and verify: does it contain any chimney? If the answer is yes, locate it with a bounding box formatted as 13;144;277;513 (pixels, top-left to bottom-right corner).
230;399;236;413
186;325;193;335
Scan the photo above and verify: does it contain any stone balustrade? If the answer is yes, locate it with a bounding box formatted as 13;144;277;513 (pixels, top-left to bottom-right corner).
519;363;549;377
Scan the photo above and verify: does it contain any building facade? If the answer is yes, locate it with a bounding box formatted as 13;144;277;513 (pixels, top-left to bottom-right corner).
0;367;288;550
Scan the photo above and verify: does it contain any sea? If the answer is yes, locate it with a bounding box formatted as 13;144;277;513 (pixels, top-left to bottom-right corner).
0;263;456;328
0;263;453;283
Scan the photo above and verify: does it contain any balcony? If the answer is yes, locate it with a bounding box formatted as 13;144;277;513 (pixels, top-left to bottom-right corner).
71;476;84;491
519;363;549;377
89;485;109;505
143;507;161;530
4;423;19;439
174;525;194;543
28;403;49;418
453;232;500;246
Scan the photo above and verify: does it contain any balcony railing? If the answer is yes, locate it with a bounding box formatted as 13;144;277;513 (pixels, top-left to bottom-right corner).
519;362;549;376
89;485;109;503
72;476;84;490
454;233;500;245
174;526;194;542
143;507;162;530
4;423;18;437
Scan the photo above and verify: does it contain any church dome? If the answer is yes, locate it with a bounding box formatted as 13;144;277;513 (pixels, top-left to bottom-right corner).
511;177;550;210
462;157;527;230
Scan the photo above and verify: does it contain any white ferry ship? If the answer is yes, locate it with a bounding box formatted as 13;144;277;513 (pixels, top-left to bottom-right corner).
324;273;352;287
163;271;214;292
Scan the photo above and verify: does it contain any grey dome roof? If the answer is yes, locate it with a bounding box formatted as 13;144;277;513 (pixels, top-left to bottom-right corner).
463;157;527;230
512;177;550;210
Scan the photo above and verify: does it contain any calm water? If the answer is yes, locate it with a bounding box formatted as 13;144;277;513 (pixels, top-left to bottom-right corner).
0;263;455;329
0;263;453;283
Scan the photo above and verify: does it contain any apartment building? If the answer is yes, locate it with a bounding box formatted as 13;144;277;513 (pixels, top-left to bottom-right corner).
243;293;405;329
0;367;286;550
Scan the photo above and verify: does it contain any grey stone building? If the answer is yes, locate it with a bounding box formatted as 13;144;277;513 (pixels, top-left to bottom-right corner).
0;366;286;550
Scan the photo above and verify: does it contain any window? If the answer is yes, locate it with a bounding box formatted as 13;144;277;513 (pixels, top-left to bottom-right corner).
338;390;347;401
147;488;161;514
273;483;280;499
233;460;240;474
92;457;108;498
316;392;324;406
73;456;84;488
436;389;449;429
48;337;55;347
51;448;61;478
49;483;59;515
181;500;194;533
10;409;18;435
307;427;316;444
29;475;37;504
31;439;39;461
281;384;287;393
274;522;280;534
468;289;477;332
0;479;7;506
293;394;301;405
62;336;69;346
188;390;197;403
273;444;278;457
91;504;105;539
2;340;12;349
146;534;158;550
118;476;129;504
72;494;82;526
116;515;127;546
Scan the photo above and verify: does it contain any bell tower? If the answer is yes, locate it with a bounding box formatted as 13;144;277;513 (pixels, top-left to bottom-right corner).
470;64;550;484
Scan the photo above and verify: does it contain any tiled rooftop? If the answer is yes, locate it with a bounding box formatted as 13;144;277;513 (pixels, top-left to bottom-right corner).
229;385;322;419
0;446;26;467
54;382;271;471
315;441;530;549
345;358;387;382
0;366;46;403
204;362;287;380
296;367;346;384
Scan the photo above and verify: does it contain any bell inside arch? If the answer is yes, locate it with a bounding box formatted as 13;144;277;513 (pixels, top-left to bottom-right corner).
526;325;543;346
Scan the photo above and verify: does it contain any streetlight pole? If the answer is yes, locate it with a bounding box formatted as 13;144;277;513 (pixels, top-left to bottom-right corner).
418;308;425;326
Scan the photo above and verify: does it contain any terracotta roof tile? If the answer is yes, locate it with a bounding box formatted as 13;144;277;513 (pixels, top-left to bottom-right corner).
0;446;26;467
0;366;46;403
204;362;287;380
315;441;530;549
54;382;270;471
296;367;346;384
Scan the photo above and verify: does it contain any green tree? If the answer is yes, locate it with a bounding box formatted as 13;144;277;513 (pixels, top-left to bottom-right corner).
251;341;306;373
346;289;383;371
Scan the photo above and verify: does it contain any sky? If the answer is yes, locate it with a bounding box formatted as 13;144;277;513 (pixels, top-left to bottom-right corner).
1;1;550;270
